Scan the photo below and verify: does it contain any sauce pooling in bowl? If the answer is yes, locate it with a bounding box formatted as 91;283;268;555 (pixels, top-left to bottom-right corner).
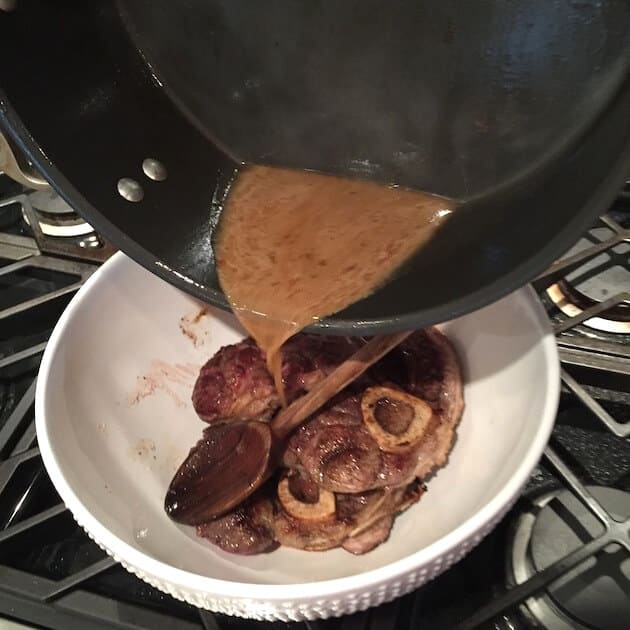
215;165;453;401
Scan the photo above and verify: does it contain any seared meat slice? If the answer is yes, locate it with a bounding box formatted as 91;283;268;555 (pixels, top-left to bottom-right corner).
338;479;424;540
396;328;464;480
272;472;370;551
196;481;277;555
370;328;460;410
341;515;393;554
283;328;464;492
196;471;424;556
283;399;383;492
192;339;279;424
284;395;425;492
192;335;361;424
281;334;362;395
273;475;424;553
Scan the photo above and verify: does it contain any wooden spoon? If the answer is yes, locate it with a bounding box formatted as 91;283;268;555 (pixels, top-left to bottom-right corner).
165;331;412;524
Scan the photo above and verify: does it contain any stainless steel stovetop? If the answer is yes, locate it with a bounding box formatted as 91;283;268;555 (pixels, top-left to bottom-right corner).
0;173;629;630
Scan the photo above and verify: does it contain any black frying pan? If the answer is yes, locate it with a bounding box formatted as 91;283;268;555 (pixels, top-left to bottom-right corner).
0;1;629;334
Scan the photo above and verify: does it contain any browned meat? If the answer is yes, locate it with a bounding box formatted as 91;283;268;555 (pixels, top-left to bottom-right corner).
192;335;361;424
272;474;374;551
341;515;393;554
341;480;425;538
400;328;464;480
290;416;382;493
273;476;424;553
171;327;463;556
192;339;279;424
283;328;464;492
280;334;363;396
196;481;278;555
369;328;452;406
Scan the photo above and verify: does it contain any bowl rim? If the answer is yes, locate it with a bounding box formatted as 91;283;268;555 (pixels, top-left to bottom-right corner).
35;251;559;601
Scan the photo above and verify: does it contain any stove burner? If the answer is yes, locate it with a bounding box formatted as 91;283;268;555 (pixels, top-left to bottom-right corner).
23;189;94;238
0;182;116;263
547;222;630;333
507;486;630;630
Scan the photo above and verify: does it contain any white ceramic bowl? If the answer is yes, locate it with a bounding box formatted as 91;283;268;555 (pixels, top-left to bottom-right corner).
35;252;559;621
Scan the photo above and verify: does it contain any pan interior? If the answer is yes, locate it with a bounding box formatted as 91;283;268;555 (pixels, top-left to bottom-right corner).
119;0;629;200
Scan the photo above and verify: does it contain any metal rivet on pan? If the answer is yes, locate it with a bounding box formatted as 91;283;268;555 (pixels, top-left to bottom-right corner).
142;158;168;182
117;177;144;202
0;0;17;12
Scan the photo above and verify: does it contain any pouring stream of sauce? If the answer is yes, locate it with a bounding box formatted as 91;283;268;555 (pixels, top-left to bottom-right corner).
215;166;453;402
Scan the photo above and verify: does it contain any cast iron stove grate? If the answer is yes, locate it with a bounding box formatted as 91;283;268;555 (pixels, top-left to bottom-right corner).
0;172;629;630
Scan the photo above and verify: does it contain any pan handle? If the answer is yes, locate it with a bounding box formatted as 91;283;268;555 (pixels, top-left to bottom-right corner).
0;131;49;190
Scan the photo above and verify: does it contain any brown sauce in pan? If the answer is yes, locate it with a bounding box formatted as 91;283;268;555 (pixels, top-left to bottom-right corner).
215;165;453;402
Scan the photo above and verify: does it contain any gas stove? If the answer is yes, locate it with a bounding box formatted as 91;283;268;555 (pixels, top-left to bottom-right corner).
0;173;629;630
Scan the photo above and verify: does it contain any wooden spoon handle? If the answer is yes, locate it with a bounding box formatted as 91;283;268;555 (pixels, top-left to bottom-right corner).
271;330;413;440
